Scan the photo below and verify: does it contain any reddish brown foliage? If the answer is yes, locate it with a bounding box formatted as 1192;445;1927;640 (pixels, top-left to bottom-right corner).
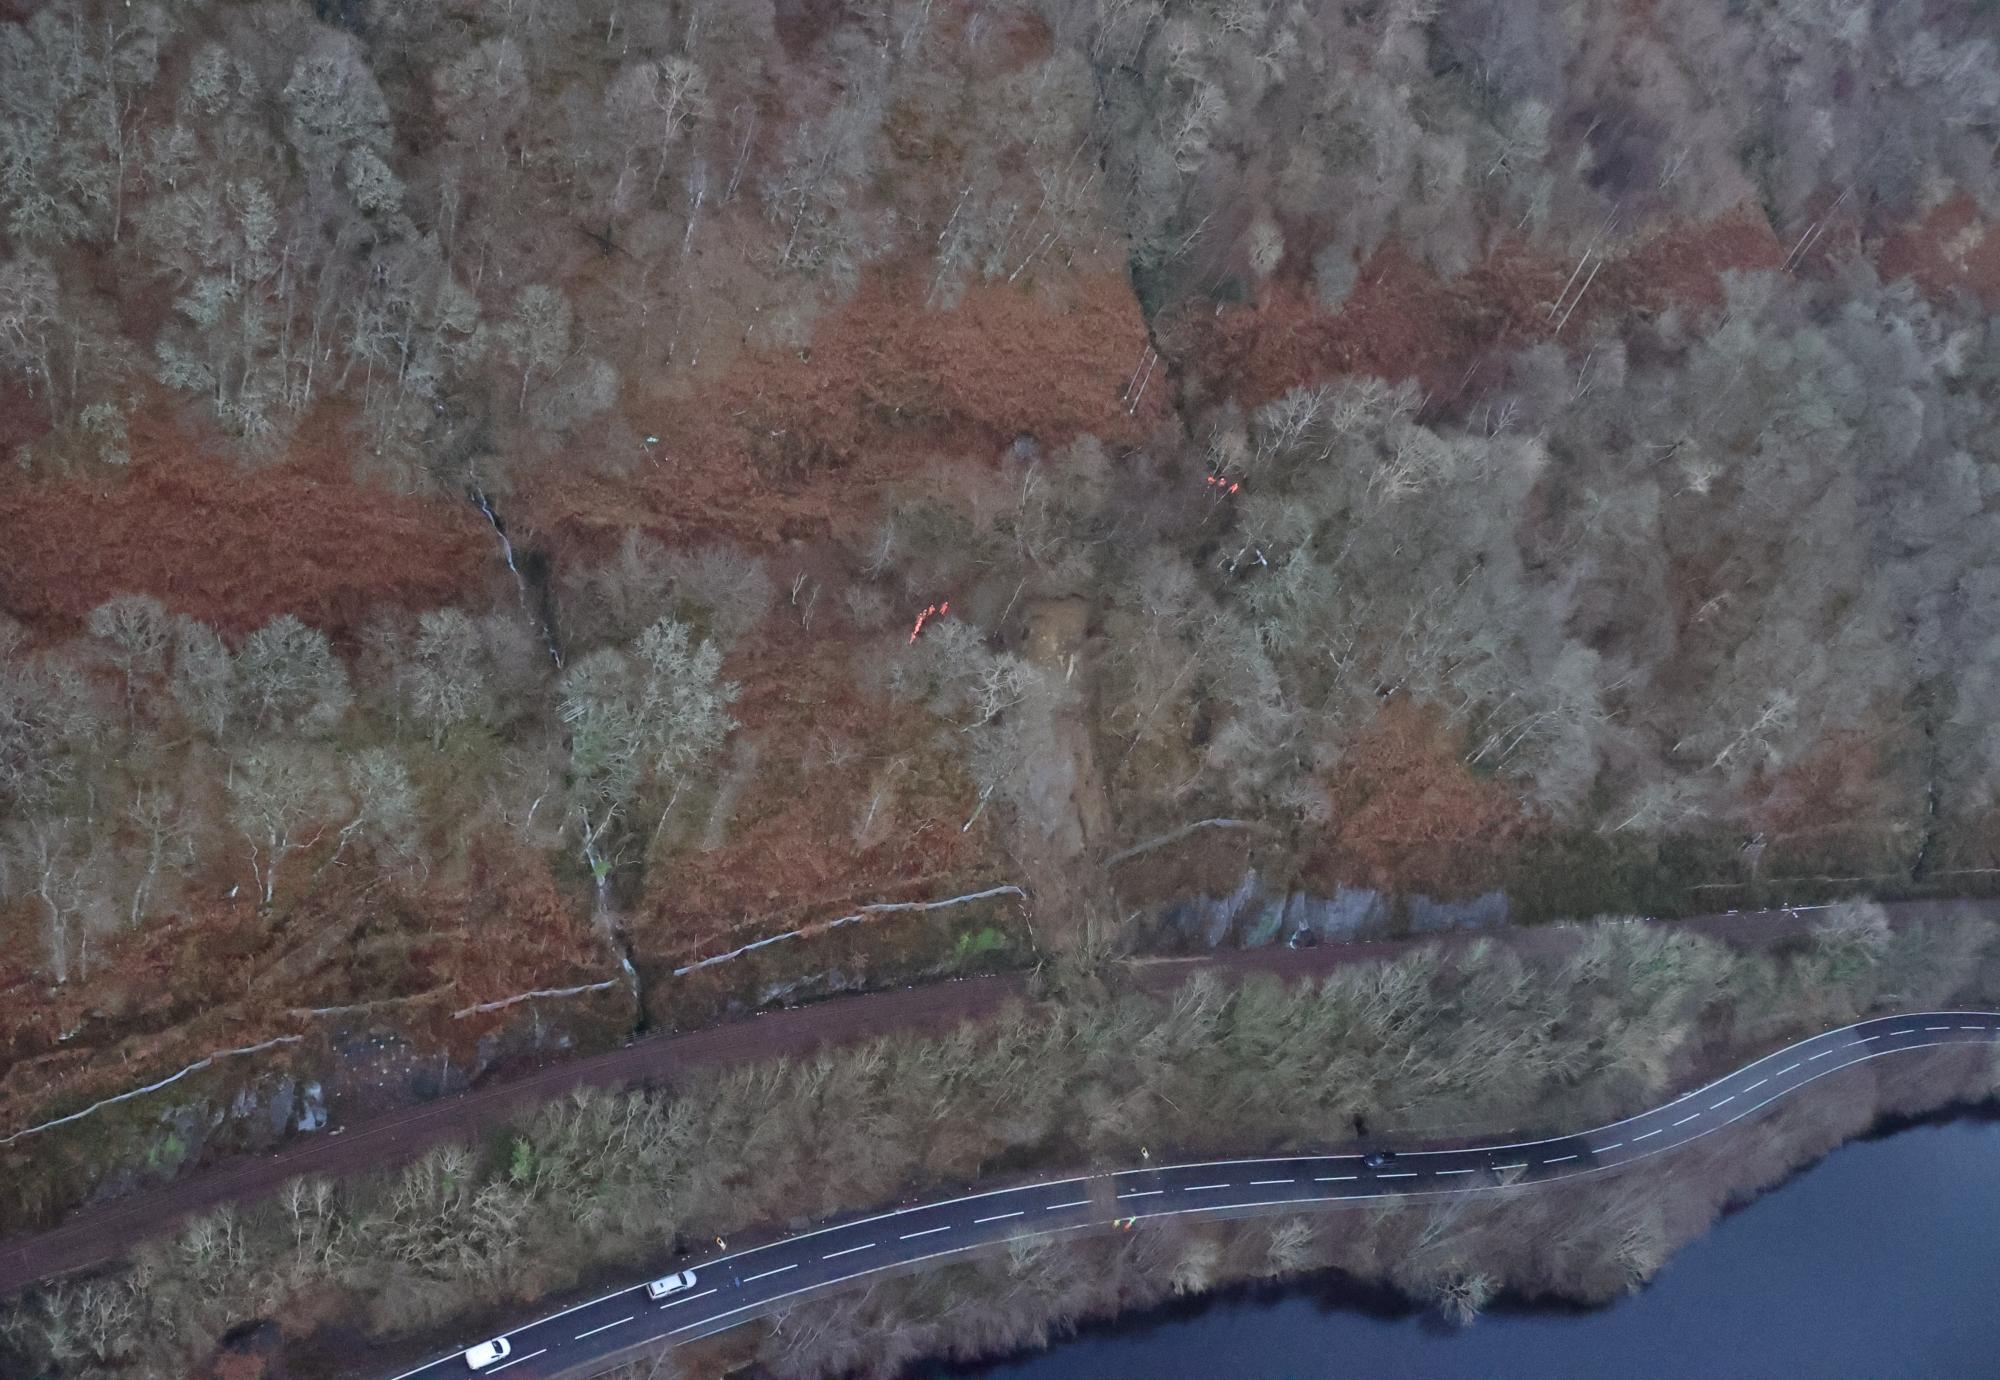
524;267;1163;549
1747;732;1885;842
636;630;987;963
712;267;1163;459
0;842;604;1132
1875;194;2000;305
1308;700;1526;893
1596;206;1786;315
446;846;605;1004
0;407;491;636
204;1351;269;1380
0;376;49;459
1175;208;1785;409
977;4;1054;74
1177;244;1540;409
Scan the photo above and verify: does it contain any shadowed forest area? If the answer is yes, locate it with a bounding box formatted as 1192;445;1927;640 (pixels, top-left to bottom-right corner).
9;0;2000;1366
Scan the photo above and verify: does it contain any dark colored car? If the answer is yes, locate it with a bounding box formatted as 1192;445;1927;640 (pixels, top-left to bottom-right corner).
1363;1151;1396;1169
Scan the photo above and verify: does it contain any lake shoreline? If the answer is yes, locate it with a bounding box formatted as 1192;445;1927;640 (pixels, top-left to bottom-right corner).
889;1081;2000;1380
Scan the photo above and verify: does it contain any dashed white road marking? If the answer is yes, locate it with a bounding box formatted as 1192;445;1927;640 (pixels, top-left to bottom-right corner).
395;1011;2000;1371
1493;1162;1529;1171
974;1211;1025;1224
1598;1142;1623;1151
1711;1096;1734;1109
486;1351;546;1375
823;1242;875;1259
1184;1183;1231;1192
574;1316;632;1340
900;1225;951;1240
1117;1190;1164;1200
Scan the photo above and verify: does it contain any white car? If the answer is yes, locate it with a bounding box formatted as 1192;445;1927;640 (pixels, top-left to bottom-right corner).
647;1269;698;1300
463;1337;512;1370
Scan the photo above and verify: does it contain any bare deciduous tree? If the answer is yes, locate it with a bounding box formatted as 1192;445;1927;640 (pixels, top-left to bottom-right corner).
3;817;100;984
124;785;194;927
408;609;491;746
234;614;352;737
87;594;171;728
336;747;420;869
497;284;572;416
228;745;333;905
167;616;233;739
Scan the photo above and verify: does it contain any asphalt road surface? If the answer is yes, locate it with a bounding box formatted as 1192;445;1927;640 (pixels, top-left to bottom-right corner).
382;1009;2000;1380
14;901;1976;1298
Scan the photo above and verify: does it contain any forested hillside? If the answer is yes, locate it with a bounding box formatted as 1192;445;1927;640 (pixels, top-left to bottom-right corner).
7;0;2000;1223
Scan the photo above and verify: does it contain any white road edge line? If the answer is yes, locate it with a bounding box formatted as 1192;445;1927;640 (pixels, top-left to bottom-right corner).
743;1264;797;1284
974;1211;1025;1223
666;1226;1101;1339
900;1225;951;1240
574;1316;633;1340
397;1012;2000;1370
467;1283;638;1356
656;1028;2000;1354
822;1243;875;1260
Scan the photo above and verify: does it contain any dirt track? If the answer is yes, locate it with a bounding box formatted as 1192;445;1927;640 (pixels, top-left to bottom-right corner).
3;898;1988;1297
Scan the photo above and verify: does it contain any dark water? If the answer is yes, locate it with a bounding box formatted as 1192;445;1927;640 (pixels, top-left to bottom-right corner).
921;1116;2000;1380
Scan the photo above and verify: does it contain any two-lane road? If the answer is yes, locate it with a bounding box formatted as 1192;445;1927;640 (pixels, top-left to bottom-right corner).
384;1011;2000;1380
